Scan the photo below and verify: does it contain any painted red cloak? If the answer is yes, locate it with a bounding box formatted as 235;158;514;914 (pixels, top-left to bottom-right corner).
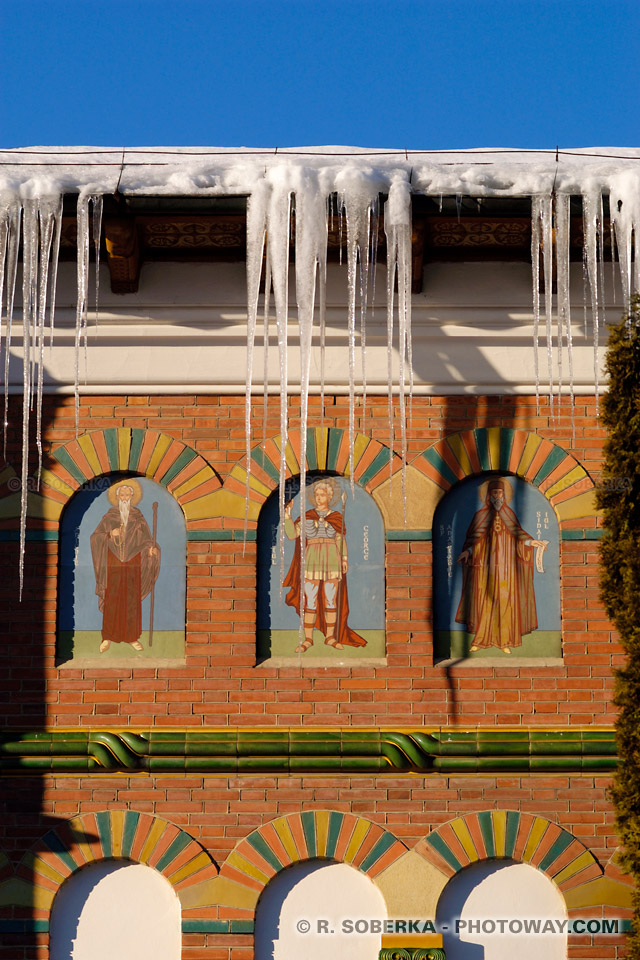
282;508;367;648
455;502;537;649
91;506;161;645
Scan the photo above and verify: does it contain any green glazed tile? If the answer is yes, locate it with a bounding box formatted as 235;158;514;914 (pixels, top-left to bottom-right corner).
237;757;289;773
230;920;255;934
477;730;529;742
148;757;186;773
185;741;236;757
52;757;90;772
181;920;229;933
530;757;582;771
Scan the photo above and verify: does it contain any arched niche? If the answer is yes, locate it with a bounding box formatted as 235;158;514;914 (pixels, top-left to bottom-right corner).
435;858;567;959
57;474;186;663
49;858;181;960
432;473;561;660
257;474;385;661
255;859;387;960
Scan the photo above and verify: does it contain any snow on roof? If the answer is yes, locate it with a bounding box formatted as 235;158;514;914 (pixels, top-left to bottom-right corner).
1;146;640;197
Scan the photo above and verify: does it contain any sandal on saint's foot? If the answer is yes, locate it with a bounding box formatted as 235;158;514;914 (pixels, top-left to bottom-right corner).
295;640;313;653
325;638;344;650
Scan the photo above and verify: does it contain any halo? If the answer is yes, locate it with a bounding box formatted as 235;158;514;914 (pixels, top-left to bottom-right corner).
479;477;513;504
308;478;341;508
107;478;143;506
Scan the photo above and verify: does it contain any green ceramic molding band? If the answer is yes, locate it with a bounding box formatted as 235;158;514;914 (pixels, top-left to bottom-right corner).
0;729;617;775
378;950;446;960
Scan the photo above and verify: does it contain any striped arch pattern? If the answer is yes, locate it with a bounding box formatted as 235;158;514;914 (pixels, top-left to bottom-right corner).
26;428;221;530
18;811;218;921
416;811;602;895
222;427;402;524
412;427;596;520
219;811;407;916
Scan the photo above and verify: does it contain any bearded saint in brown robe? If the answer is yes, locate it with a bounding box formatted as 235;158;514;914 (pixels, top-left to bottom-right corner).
455;479;546;653
91;482;160;653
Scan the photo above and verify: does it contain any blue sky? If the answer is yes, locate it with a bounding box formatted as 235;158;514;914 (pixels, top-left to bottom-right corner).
2;0;639;150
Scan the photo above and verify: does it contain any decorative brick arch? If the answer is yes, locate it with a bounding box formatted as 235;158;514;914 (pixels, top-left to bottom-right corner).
411;427;598;525
217;811;407;918
415;811;603;901
26;428;222;533
17;811;218;925
220;427;402;526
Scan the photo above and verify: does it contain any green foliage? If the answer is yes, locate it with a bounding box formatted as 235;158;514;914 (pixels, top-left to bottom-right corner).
597;295;640;955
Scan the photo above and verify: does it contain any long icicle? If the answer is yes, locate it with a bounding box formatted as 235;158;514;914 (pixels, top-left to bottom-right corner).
35;199;57;484
530;198;542;414
75;195;90;435
555;195;575;438
244;180;270;541
266;177;292;591
294;169;326;649
19;201;38;599
92;195;103;331
540;194;554;419
385;179;412;518
3;201;22;458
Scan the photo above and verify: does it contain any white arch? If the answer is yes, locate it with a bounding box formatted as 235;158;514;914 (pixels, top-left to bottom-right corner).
255;859;387;960
436;858;567;959
49;859;181;960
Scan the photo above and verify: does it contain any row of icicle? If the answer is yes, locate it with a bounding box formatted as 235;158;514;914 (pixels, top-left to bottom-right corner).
0;179;638;603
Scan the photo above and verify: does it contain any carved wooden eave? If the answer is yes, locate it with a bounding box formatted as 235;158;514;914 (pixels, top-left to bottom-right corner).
56;195;601;295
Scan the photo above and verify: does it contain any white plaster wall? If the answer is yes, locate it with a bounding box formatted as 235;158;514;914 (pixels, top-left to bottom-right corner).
255;860;387;960
8;261;606;394
49;859;181;960
436;859;567;959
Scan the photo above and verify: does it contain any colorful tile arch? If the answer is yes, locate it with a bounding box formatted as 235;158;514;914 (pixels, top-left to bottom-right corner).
222;427;403;523
412;427;598;524
14;811;218;919
416;811;603;898
19;428;222;529
219;811;408;909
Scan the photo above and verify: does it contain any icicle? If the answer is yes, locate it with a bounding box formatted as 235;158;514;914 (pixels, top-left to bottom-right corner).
582;190;602;415
338;177;378;494
19;201;39;600
3;202;22;458
261;258;271;452
540;195;554;418
265;176;293;591
317;199;328;436
294;168;327;642
530;198;542;414
385;179;413;519
555;194;575;437
48;197;63;350
75;196;91;434
0;199;11;415
35;199;57;483
610;172;640;313
244;180;270;540
92;195;103;329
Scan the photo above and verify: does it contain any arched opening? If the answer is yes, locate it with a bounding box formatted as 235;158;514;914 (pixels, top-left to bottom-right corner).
432;472;561;660
57;474;186;663
49;859;181;960
257;473;385;661
436;858;567;959
255;859;387;960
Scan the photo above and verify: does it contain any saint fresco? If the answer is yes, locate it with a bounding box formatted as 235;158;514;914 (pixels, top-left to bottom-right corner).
434;474;561;660
57;476;186;662
257;476;385;660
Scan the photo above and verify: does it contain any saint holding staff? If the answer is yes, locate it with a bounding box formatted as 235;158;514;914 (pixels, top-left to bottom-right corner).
90;480;160;653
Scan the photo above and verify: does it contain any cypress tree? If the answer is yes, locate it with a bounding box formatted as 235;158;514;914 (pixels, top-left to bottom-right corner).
598;295;640;956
